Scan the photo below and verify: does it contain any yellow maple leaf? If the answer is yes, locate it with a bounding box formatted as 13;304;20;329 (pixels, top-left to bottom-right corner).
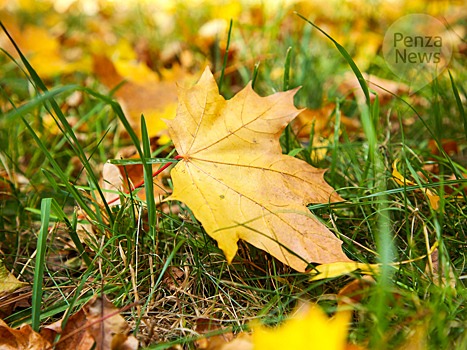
165;67;352;272
252;303;352;350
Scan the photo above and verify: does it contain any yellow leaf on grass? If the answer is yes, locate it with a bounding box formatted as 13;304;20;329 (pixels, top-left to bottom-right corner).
310;261;380;281
310;242;440;281
165;67;352;272
252;303;352;350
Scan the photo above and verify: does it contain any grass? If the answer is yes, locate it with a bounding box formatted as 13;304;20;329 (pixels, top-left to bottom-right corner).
1;1;466;349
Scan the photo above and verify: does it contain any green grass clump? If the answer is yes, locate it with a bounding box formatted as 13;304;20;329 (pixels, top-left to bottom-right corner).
0;2;466;349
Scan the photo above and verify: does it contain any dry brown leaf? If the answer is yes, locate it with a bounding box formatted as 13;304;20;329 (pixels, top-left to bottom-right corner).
41;306;94;350
426;248;456;289
83;295;138;350
102;163;124;206
217;333;253;350
0;287;31;320
0;319;52;350
39;295;138;350
337;275;375;306
194;318;235;350
162;266;187;291
102;158;170;205
294;105;361;161
165;67;351;272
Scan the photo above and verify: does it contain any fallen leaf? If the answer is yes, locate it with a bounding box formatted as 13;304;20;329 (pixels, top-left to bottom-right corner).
165;67;351;272
427;139;459;158
102;163;124;206
194;318;234;350
251;303;352;350
311;241;441;281
83;295;138;350
396;323;428;350
0;287;31;320
0;319;52;350
0;21;89;78
40;295;138;350
0;260;26;297
217;333;253;350
162;266;187;291
102;153;171;206
93;54;182;141
426;247;456;290
310;261;380;281
294;105;361;161
337;275;375;306
41;306;94;350
295;104;360;140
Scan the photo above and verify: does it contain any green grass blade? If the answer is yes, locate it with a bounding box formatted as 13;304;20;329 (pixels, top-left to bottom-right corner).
283;47;295;154
108;158;177;166
20;116;97;221
4;85;80;121
283;46;292;91
295;12;370;107
50;199;92;267
218;19;233;93
0;22;113;224
31;198;52;332
251;61;260;90
448;70;466;140
141;115;157;240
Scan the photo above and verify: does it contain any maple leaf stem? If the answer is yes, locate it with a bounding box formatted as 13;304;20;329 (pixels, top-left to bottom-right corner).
107;160;177;205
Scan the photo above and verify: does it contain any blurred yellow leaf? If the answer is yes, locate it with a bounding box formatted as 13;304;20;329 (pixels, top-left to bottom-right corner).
93;54;183;140
91;38;160;84
252;303;352;350
0;22;89;78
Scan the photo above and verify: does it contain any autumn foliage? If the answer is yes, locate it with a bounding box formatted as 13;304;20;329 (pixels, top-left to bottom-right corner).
166;67;350;272
0;0;465;349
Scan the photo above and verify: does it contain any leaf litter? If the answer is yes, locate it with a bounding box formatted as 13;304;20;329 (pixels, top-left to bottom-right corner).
0;295;138;350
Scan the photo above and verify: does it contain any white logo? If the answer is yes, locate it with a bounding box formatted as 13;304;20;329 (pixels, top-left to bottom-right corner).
382;14;452;93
